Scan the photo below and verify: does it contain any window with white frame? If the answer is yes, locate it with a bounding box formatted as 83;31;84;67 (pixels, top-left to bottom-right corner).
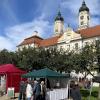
85;42;89;45
75;43;78;50
67;45;70;50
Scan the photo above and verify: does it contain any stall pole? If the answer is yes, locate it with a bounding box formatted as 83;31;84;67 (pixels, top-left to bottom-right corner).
68;80;70;99
45;78;47;89
88;81;93;100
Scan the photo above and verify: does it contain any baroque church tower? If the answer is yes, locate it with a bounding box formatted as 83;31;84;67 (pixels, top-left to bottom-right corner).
78;0;90;30
54;11;64;36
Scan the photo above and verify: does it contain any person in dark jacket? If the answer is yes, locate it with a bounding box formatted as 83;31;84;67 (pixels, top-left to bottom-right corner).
70;82;82;100
33;80;41;100
18;81;26;100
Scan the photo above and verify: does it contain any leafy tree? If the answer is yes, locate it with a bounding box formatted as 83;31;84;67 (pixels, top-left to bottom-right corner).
0;40;99;74
16;47;40;70
94;39;100;99
0;49;17;65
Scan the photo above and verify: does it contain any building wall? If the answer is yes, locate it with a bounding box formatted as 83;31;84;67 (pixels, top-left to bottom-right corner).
17;35;100;52
17;43;35;51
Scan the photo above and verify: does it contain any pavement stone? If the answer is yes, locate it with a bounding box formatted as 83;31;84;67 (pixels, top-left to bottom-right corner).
0;93;19;100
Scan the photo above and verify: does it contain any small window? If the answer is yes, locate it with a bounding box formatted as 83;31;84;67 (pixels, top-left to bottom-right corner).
61;29;63;33
81;21;84;25
80;16;84;20
55;29;58;32
67;33;71;36
87;16;89;20
67;45;70;50
96;40;100;47
85;42;88;45
75;43;78;50
60;46;63;49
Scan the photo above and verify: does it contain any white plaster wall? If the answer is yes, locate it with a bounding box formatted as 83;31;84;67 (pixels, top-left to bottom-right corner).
54;21;64;34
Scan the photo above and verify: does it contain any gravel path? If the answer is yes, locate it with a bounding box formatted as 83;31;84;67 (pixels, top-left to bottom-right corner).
0;93;19;100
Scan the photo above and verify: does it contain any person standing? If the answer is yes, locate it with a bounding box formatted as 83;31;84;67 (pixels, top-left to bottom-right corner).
33;80;41;100
40;81;46;100
18;81;26;100
26;80;33;100
70;82;82;100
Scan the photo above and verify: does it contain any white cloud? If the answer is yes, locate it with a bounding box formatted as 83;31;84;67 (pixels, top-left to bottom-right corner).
0;17;53;51
0;36;15;51
0;0;99;51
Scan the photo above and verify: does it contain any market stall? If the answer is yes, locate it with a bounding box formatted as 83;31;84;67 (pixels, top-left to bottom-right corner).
0;64;25;93
22;68;70;100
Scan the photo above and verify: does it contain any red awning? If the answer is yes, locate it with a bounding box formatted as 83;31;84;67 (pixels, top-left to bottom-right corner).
0;64;25;73
0;64;26;92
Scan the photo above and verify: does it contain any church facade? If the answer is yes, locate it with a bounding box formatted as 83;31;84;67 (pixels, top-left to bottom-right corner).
17;1;100;51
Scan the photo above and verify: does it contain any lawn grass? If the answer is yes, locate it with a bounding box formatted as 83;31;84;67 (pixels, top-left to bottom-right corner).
81;87;98;100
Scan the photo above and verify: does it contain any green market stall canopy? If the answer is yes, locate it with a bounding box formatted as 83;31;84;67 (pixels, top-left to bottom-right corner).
22;68;69;78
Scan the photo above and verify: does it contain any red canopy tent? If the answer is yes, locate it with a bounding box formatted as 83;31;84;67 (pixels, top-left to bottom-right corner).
0;64;25;92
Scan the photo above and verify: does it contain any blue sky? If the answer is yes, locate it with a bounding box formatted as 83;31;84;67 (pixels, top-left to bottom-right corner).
0;0;100;51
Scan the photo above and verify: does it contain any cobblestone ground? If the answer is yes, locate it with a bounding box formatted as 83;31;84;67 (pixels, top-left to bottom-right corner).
0;93;19;100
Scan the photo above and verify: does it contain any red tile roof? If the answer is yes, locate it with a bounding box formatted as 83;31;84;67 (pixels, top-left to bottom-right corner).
17;25;100;47
39;35;62;47
77;25;100;38
17;35;43;46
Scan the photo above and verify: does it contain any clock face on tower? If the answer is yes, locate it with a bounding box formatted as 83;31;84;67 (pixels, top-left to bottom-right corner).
80;16;84;20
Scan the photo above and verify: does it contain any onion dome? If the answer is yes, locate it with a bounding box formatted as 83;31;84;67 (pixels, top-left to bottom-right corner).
79;1;89;12
55;11;64;21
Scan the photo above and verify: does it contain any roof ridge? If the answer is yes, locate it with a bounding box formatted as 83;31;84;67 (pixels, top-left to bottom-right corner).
25;35;43;40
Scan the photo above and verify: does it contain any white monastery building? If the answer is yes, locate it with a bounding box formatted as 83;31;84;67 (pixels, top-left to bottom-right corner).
17;1;100;51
